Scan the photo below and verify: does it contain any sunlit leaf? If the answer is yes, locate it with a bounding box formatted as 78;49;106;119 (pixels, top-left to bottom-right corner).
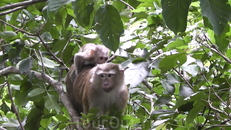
28;88;45;98
95;5;124;52
45;93;60;113
159;53;187;73
38;57;59;68
0;31;17;41
124;61;150;88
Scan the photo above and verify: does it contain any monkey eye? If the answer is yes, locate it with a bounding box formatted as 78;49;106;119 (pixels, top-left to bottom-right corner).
107;74;114;78
99;57;104;60
99;74;106;78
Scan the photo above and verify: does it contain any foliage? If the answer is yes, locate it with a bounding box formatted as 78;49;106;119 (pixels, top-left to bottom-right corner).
0;0;231;129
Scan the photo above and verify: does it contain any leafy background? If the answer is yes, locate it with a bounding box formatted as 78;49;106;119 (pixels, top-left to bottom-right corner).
1;0;231;129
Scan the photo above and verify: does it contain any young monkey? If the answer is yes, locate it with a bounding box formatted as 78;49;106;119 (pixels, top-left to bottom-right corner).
74;43;109;75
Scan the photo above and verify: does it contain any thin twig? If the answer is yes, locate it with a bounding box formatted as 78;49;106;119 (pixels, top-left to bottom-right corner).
0;19;35;36
118;0;134;10
37;35;69;71
6;79;25;130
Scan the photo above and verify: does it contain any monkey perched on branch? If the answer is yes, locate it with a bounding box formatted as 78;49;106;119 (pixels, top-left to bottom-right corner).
65;43;109;115
73;63;128;116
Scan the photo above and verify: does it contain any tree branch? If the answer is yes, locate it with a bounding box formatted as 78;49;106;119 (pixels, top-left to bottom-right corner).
0;6;26;16
0;0;47;12
0;66;82;130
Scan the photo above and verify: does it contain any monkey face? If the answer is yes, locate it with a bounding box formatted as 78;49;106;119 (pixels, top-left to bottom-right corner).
97;73;115;92
97;56;108;64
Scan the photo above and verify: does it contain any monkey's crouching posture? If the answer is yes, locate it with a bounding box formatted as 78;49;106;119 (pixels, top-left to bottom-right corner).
73;63;128;116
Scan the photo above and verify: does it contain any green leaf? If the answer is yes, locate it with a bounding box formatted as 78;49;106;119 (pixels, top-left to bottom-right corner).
154;95;172;106
19;57;32;74
72;0;94;27
46;0;72;12
161;80;175;95
45;93;60;113
161;0;191;33
200;0;231;36
28;88;45;98
8;41;25;63
25;108;43;129
186;101;205;123
120;115;140;126
0;31;17;41
0;54;8;65
38;57;59;68
40;118;51;128
95;5;124;52
7;74;23;85
159;53;187;73
124;61;150;88
182;64;199;77
179;84;194;97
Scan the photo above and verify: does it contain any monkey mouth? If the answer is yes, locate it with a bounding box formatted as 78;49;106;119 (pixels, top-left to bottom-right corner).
103;88;113;93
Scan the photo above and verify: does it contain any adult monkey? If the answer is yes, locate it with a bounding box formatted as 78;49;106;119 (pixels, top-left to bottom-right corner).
65;43;109;115
73;63;128;129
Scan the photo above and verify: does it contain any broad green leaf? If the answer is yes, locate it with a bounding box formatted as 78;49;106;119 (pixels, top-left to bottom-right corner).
28;88;45;98
40;118;51;128
0;54;8;64
151;110;175;120
7;74;23;85
8;41;25;63
166;38;187;50
182;64;199;77
166;74;180;84
72;0;94;27
124;61;150;88
95;5;124;52
226;48;231;59
161;80;175;95
200;0;231;36
161;0;191;33
46;0;72;12
0;31;17;41
186;101;205;123
38;57;59;68
179;84;194;97
25;108;43;130
154;95;172;106
120;115;140;126
159;53;187;73
19;57;32;74
45;93;60;113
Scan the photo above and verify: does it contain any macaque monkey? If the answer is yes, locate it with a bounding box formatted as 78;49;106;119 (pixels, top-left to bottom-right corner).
74;43;109;75
65;43;109;115
73;63;128;116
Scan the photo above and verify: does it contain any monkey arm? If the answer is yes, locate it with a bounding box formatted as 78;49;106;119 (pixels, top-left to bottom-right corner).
74;51;95;75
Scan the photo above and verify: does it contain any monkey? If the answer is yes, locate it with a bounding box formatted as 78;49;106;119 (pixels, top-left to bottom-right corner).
74;43;109;75
65;43;109;115
73;63;128;116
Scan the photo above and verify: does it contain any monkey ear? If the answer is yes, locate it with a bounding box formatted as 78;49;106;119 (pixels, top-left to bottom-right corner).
89;50;95;55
